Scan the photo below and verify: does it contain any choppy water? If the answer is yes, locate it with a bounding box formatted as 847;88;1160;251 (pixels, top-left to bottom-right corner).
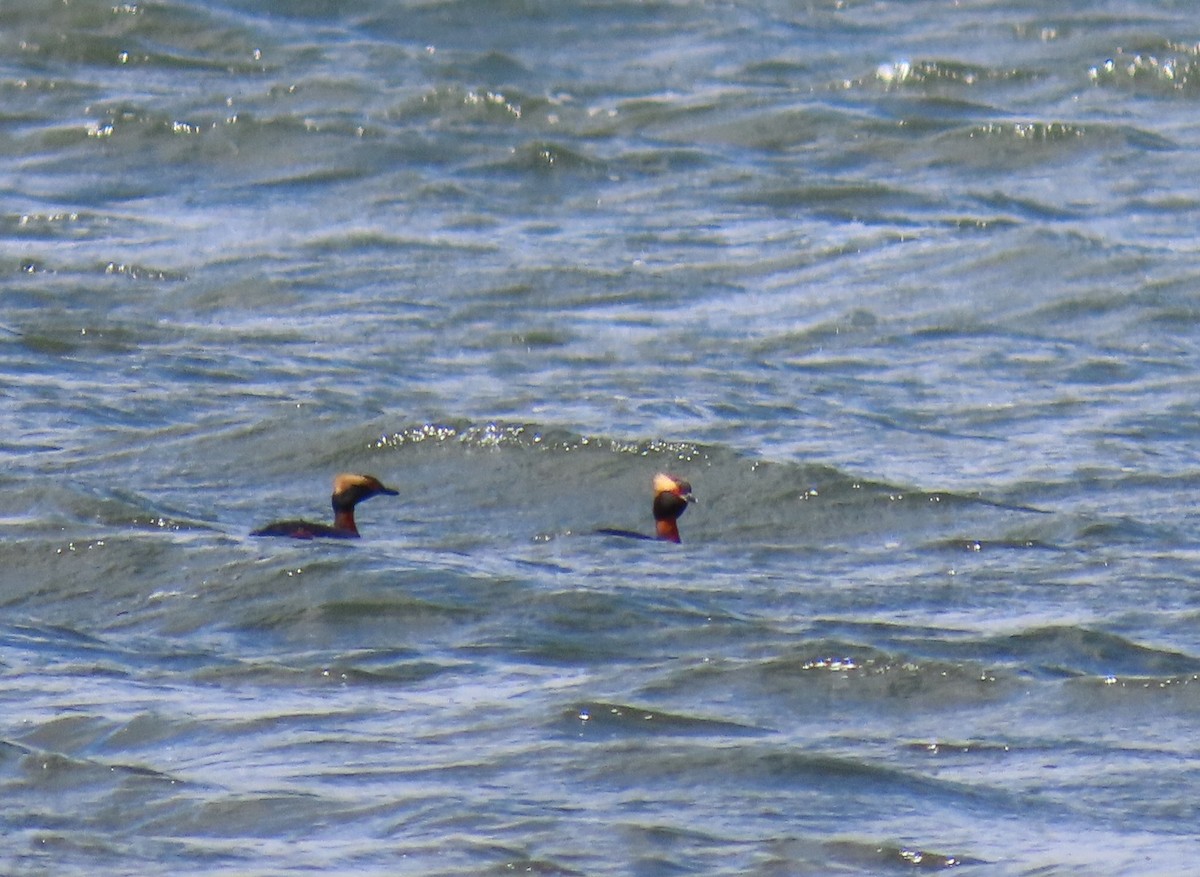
4;0;1200;873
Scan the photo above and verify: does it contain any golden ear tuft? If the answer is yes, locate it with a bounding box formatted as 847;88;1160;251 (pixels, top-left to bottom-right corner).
653;472;681;495
333;473;378;493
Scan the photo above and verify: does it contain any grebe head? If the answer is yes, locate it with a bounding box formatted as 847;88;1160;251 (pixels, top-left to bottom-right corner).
653;472;693;502
331;473;399;510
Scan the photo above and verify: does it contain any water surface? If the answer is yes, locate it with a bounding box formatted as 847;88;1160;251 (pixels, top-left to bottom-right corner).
4;1;1200;873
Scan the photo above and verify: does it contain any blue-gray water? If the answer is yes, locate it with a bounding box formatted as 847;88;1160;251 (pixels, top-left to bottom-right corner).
4;1;1200;874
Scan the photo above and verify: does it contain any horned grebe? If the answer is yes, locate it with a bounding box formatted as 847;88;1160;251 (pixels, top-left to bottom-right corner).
597;472;694;544
251;473;398;539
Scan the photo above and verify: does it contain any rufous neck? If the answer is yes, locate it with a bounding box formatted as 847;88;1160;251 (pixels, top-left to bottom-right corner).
333;508;359;535
655;519;681;543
